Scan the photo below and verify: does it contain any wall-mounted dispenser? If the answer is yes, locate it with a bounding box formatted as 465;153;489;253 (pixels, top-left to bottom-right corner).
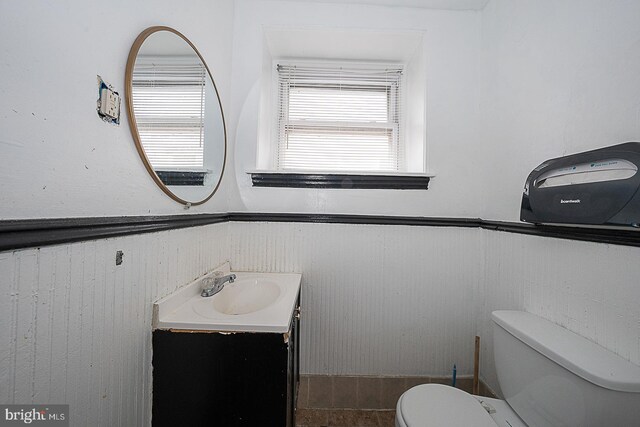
521;142;640;227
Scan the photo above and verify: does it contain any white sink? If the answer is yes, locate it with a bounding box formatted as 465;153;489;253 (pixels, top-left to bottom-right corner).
195;278;281;316
153;263;301;333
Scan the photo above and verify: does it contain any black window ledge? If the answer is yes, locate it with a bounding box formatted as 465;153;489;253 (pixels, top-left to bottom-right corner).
249;172;432;189
156;171;207;186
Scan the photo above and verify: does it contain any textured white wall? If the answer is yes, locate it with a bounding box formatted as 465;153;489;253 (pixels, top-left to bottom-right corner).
224;0;640;221
229;221;484;376
3;1;640;422
2;221;639;419
0;223;229;426
229;222;640;397
474;0;640;391
0;0;234;219
479;0;640;221
228;0;484;217
479;230;640;395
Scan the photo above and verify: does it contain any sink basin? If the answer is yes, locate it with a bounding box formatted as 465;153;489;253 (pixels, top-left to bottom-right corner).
195;278;281;316
153;265;301;333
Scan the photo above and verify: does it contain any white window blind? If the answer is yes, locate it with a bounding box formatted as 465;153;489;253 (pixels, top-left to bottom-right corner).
276;64;403;172
132;56;206;170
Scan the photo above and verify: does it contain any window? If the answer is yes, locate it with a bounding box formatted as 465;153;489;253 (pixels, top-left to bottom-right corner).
275;64;404;172
252;29;431;189
131;56;207;174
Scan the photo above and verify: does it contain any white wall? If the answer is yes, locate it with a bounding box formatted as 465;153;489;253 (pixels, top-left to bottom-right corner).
229;221;640;399
228;221;640;395
475;0;640;392
2;223;639;419
229;0;484;217
226;0;640;222
229;221;484;376
0;223;229;426
0;0;234;219
3;1;640;421
27;0;629;223
0;1;236;425
479;0;640;221
480;231;640;395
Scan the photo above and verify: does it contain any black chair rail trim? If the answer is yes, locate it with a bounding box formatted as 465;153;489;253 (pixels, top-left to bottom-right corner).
1;213;639;252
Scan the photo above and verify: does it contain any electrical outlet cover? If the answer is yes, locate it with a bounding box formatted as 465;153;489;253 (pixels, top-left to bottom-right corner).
97;76;120;124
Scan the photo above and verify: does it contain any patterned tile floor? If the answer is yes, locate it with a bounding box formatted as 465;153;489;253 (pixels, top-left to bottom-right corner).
296;408;396;427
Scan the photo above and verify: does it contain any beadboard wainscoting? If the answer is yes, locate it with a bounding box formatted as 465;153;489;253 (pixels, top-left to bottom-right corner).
479;230;640;395
0;222;229;426
2;218;639;426
228;220;640;388
228;221;485;377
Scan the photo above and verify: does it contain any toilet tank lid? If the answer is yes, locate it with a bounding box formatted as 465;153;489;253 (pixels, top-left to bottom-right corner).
492;310;640;393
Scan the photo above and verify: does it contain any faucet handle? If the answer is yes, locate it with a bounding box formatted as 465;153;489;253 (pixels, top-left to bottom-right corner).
202;271;222;288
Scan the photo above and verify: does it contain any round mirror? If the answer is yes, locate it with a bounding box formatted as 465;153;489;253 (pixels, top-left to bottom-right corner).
125;27;226;205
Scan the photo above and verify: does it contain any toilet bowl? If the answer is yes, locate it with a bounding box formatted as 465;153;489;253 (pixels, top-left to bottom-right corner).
395;310;640;427
395;384;526;427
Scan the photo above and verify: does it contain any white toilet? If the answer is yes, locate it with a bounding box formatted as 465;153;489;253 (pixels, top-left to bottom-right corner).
396;310;640;426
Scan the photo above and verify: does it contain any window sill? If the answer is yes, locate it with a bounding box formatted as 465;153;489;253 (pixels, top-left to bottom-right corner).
156;171;207;186
248;171;433;189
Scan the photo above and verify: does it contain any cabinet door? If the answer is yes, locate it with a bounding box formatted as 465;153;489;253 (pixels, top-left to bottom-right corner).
286;305;301;427
153;330;289;426
293;305;300;406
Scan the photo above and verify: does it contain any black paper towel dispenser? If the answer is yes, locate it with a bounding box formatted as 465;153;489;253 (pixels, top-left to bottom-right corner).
521;142;640;227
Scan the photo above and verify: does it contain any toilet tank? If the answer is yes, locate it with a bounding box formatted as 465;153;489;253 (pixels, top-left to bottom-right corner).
492;310;640;427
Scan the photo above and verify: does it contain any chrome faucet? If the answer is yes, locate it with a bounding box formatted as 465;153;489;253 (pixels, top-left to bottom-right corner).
201;273;236;297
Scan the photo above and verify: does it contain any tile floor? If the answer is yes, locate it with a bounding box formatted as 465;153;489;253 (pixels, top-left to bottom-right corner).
298;375;482;410
296;408;396;427
295;375;496;426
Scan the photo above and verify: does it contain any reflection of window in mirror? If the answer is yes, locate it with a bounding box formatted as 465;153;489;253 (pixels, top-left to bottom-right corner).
126;26;226;206
132;55;212;186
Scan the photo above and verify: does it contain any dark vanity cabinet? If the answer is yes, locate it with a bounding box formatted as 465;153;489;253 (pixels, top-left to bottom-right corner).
152;303;301;427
